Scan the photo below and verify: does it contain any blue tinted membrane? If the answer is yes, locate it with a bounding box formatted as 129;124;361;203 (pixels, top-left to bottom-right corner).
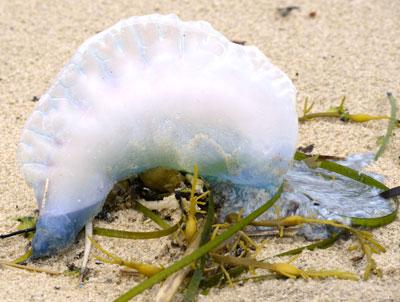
31;202;102;258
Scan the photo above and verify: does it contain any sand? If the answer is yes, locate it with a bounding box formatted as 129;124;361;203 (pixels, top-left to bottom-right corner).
0;0;399;301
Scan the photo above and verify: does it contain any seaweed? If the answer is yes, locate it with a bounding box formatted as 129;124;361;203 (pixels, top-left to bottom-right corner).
93;220;180;239
211;253;358;280
299;95;399;129
114;184;283;302
1;156;398;301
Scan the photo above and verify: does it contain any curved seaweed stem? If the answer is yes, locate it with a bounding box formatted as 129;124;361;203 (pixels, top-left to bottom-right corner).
299;95;399;127
374;92;398;160
12;248;33;264
89;236;163;277
211;254;358;280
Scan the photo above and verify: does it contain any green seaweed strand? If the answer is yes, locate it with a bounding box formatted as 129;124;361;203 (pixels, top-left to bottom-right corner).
134;201;171;230
93;220;180;240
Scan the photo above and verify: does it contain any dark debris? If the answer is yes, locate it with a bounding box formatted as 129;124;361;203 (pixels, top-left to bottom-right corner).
231;40;246;45
277;6;300;17
309;11;317;18
297;144;314;154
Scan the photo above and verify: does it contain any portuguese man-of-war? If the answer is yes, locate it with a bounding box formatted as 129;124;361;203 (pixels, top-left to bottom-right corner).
18;14;297;258
18;14;393;258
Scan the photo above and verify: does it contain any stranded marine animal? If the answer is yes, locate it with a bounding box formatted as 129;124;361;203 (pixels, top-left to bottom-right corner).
18;14;298;258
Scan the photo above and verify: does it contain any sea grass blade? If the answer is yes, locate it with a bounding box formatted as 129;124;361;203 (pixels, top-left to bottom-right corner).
294;151;398;228
93;220;180;239
375;92;397;160
12;248;33;264
294;151;387;190
184;264;206;301
134;201;171;229
114;185;283;302
184;189;215;302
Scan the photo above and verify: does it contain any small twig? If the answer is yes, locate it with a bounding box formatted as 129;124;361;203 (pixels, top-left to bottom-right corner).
220;264;233;287
0;227;36;239
80;221;93;283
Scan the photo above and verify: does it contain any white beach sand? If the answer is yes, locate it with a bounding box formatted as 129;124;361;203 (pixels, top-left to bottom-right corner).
0;1;399;301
